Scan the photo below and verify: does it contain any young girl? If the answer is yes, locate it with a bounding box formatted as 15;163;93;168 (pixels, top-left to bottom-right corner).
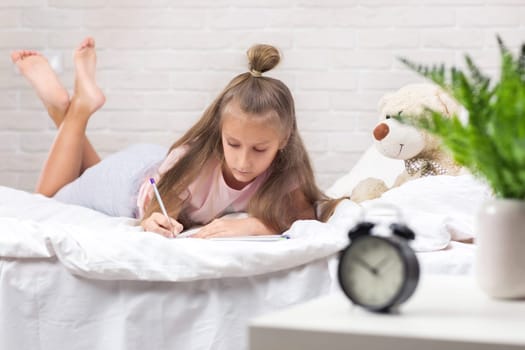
12;37;342;238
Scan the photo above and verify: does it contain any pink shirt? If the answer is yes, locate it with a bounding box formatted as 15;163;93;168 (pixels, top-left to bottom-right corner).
136;146;269;224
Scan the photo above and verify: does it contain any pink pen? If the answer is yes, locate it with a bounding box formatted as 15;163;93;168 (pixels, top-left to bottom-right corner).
149;178;174;236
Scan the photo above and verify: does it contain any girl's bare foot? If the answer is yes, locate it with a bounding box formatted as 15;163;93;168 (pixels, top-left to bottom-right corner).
11;50;70;126
71;37;105;116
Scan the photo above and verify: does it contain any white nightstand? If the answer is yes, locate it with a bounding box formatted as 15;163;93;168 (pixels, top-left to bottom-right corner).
249;275;525;350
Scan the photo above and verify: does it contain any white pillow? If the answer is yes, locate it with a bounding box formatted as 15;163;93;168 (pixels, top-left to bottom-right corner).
326;145;405;198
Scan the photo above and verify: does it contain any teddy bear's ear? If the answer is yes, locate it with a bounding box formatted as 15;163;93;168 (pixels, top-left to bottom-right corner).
377;92;394;113
436;89;460;117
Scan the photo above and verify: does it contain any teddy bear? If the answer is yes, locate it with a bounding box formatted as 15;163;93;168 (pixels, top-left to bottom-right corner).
350;83;464;203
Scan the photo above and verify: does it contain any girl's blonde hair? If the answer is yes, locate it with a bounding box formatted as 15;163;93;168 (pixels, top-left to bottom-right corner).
145;44;344;232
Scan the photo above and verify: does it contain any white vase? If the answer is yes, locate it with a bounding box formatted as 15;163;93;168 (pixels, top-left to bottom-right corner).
475;198;525;299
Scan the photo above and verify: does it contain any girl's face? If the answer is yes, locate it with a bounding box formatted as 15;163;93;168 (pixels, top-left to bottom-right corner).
221;100;284;190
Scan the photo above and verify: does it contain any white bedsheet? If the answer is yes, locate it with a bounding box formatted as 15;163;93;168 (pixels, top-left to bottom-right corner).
0;174;490;282
0;252;338;350
0;175;488;350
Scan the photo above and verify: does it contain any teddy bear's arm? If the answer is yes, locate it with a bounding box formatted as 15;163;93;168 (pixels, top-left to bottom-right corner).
350;177;389;203
393;170;416;188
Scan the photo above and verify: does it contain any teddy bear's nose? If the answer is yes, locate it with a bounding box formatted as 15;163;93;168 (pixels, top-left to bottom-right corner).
373;123;389;141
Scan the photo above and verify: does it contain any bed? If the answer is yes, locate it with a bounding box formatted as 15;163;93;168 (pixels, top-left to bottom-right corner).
0;145;491;350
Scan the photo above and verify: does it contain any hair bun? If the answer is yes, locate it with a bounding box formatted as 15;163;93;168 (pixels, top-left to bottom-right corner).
247;44;280;76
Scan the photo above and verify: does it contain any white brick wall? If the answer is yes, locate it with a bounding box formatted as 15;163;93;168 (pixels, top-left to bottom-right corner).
1;0;524;192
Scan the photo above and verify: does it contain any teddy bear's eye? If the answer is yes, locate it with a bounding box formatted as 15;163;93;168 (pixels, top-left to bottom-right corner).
385;115;391;119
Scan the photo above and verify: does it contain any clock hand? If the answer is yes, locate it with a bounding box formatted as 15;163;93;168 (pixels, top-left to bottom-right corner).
354;256;378;276
375;258;397;276
374;255;390;270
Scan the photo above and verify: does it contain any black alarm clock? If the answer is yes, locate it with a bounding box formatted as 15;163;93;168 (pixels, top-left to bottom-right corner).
337;205;420;313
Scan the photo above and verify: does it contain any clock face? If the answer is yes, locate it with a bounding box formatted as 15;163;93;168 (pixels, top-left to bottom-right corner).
339;236;407;310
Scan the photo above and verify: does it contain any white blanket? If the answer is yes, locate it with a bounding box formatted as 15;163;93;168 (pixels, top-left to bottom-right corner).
360;174;492;251
0;174;491;281
0;185;353;281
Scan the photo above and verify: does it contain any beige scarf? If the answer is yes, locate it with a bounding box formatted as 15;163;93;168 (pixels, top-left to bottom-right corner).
405;158;448;177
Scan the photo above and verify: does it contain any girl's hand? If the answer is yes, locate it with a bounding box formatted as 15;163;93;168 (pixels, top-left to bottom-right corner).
141;212;183;238
192;217;275;239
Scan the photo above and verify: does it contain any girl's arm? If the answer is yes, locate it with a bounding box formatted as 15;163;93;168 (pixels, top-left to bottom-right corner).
193;189;316;238
192;216;276;238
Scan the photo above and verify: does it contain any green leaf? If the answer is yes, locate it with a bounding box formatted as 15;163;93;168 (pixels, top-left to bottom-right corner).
398;36;525;200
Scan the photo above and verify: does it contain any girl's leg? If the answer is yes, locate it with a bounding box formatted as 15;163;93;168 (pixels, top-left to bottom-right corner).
11;46;100;173
35;37;106;196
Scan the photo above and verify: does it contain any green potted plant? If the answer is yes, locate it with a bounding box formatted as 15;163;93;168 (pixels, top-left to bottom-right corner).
397;36;525;299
